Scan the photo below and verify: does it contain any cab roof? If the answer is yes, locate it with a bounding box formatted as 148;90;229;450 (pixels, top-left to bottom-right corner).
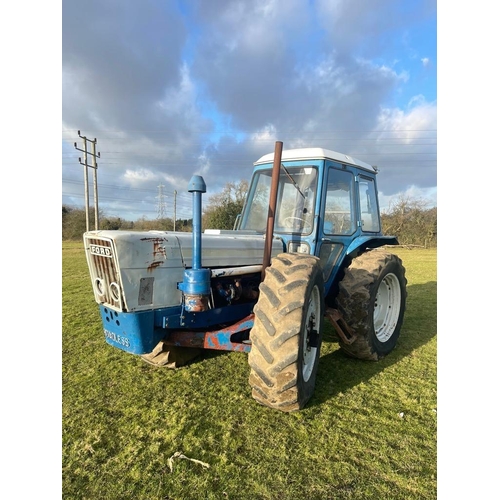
254;147;376;173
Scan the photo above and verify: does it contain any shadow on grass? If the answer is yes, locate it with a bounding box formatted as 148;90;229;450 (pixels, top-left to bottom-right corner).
311;280;437;408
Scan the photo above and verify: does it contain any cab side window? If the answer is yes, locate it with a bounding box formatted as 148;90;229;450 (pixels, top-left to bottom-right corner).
359;176;380;232
324;169;355;235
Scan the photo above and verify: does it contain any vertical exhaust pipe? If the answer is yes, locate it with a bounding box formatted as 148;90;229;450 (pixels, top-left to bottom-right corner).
178;175;211;312
189;175;205;271
262;141;283;281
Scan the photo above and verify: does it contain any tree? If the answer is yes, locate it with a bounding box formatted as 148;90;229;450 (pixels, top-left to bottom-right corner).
133;217;174;231
62;188;437;245
203;180;249;230
62;205;101;240
62;203;195;239
100;217;123;230
381;196;437;247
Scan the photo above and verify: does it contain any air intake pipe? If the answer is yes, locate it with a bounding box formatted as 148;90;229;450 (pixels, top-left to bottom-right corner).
178;175;211;312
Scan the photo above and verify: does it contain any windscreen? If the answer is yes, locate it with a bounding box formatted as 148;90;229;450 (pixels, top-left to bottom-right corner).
240;166;318;235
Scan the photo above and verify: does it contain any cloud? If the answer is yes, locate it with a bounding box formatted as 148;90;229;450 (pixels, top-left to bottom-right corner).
123;168;158;185
62;0;436;221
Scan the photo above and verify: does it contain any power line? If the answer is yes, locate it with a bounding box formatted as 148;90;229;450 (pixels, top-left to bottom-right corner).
62;128;437;135
61;177;193;200
61;142;438;157
61;193;194;219
62;149;437;159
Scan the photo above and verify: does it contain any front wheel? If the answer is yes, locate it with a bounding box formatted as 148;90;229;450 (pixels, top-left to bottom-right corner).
335;250;407;360
248;253;325;412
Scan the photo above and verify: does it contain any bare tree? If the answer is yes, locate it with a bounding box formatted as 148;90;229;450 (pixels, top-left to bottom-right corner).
381;195;437;247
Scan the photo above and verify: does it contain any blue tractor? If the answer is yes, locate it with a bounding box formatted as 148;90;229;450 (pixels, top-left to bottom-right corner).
83;143;407;412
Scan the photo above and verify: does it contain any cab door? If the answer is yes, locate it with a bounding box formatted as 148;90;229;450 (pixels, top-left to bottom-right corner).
317;165;357;284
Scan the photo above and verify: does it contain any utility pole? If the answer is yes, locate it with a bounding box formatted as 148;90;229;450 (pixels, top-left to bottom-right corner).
74;131;100;231
156;184;167;219
173;190;177;231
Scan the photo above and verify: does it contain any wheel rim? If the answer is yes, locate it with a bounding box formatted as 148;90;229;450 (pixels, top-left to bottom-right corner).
302;285;321;382
373;273;402;343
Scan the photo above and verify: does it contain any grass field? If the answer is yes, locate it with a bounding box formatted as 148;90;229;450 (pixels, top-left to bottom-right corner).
62;241;437;500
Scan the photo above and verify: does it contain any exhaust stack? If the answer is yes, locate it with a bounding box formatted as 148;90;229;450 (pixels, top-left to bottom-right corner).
178;175;211;312
262;141;283;281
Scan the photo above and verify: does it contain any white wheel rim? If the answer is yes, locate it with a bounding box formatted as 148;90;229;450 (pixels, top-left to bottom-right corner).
373;273;401;343
302;285;321;382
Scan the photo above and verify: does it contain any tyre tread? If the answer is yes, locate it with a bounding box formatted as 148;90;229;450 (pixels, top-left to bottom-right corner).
248;253;324;411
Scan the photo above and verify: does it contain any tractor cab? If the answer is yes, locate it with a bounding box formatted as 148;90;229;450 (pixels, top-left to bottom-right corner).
238;148;393;291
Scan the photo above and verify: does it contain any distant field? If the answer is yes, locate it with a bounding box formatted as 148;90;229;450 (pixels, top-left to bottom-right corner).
62;241;437;500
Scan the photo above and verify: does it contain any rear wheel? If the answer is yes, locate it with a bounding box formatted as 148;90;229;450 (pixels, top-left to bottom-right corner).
336;250;407;360
248;253;324;412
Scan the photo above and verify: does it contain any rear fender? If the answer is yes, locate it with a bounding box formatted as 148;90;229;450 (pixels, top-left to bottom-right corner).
345;235;398;257
324;235;399;304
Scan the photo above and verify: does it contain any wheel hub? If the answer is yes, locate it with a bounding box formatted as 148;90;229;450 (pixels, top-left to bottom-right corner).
302;285;321;382
373;273;402;343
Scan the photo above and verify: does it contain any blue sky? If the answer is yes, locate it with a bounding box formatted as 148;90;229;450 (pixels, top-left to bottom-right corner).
61;0;438;221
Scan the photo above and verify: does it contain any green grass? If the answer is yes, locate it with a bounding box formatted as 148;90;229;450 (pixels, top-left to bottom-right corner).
63;242;436;500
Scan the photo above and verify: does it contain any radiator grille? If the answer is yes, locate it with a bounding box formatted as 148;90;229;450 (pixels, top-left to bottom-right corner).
85;236;124;310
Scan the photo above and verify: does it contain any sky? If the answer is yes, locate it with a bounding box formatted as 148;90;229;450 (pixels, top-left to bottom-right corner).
61;0;437;222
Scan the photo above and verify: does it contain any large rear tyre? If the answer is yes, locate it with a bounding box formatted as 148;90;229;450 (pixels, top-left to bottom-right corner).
336;249;407;360
248;254;325;412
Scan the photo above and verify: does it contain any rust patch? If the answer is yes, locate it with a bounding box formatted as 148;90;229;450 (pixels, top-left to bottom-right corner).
140;237;168;242
139;237;168;258
325;307;357;345
152;239;167;259
147;261;163;273
163;315;255;353
184;294;210;312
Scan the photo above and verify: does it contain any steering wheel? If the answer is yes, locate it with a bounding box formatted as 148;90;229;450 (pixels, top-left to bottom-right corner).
283;216;305;228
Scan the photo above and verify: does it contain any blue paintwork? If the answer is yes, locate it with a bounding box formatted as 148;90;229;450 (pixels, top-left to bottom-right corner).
188;175;207;193
178;268;211;296
99;302;255;355
188;175;206;271
100;305;163;355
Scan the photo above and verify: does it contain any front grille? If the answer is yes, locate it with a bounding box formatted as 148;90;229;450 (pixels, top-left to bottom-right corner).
85;236;124;310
